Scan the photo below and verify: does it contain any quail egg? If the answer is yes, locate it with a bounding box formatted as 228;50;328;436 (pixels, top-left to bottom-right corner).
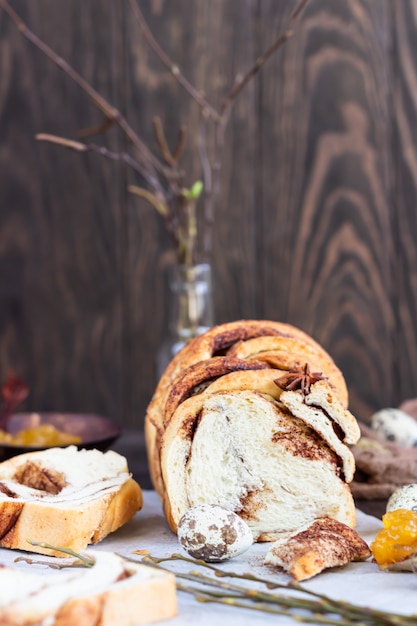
177;504;253;562
370;408;417;447
386;484;417;513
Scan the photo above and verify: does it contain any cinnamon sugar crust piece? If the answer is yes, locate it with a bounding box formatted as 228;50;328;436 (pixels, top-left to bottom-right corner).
264;517;371;580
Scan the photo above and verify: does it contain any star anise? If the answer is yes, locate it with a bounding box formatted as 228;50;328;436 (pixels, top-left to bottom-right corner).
274;363;327;396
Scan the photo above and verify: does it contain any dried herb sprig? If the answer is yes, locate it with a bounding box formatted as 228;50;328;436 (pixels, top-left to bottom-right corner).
133;553;417;626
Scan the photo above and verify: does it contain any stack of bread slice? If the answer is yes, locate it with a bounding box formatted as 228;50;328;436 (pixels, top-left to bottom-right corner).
146;319;361;541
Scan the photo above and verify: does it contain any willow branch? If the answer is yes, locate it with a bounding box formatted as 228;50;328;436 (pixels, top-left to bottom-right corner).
127;0;220;122
128;185;168;217
0;0;168;177
215;0;310;160
152;117;186;167
35;133;165;195
220;0;310;118
1;0;310;269
183;587;364;626
76;117;115;138
27;541;95;566
138;554;417;626
198;119;215;260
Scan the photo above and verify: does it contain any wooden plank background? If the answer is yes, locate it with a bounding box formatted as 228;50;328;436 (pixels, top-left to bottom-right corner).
0;0;415;430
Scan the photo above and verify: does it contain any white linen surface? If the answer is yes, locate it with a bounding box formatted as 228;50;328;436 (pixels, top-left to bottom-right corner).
1;490;416;625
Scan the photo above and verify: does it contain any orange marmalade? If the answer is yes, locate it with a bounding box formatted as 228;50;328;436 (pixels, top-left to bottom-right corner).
371;509;417;567
0;424;81;447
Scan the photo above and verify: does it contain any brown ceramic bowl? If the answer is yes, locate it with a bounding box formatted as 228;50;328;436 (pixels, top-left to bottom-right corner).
0;412;122;461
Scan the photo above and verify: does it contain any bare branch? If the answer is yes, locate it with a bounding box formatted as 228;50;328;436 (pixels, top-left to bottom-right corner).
0;0;168;178
76;117;115;138
221;0;310;116
128;0;310;262
197;119;214;259
209;0;310;234
1;0;310;269
36;134;88;152
172;127;187;164
128;0;220;122
130;0;309;131
152;116;185;168
128;185;168;217
35;133;166;193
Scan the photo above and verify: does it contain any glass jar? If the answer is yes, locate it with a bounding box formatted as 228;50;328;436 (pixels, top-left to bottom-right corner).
157;263;214;377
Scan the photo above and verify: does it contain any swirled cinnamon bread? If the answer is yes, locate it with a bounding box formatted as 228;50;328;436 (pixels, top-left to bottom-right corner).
146;320;360;541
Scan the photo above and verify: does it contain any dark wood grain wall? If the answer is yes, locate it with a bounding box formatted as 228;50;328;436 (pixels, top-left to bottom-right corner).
0;0;414;428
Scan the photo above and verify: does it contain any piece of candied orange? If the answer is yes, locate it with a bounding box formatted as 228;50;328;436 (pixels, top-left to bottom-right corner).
371;509;417;567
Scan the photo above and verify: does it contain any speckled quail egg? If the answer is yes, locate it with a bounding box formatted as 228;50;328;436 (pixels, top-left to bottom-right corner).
386;484;417;513
370;408;417;447
177;504;253;562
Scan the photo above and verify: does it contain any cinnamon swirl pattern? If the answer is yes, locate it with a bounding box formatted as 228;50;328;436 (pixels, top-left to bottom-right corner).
145;320;359;541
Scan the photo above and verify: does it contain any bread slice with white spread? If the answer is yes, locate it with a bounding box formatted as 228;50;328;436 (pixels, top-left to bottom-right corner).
0;550;177;625
0;446;143;556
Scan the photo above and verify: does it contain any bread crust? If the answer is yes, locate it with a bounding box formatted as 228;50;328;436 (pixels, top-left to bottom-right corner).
163;356;269;426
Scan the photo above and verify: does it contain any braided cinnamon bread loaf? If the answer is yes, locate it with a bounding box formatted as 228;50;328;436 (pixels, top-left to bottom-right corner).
145;319;359;540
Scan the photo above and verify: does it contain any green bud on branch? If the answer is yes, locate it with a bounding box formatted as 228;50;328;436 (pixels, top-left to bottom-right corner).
181;180;204;200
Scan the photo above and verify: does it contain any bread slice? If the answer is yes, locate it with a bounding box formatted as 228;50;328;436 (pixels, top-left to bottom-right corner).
160;390;356;540
0;447;143;556
279;382;359;482
0;550;177;626
303;380;360;444
264;518;371;580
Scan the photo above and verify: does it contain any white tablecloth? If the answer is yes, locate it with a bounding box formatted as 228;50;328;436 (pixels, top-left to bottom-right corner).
1;490;417;625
